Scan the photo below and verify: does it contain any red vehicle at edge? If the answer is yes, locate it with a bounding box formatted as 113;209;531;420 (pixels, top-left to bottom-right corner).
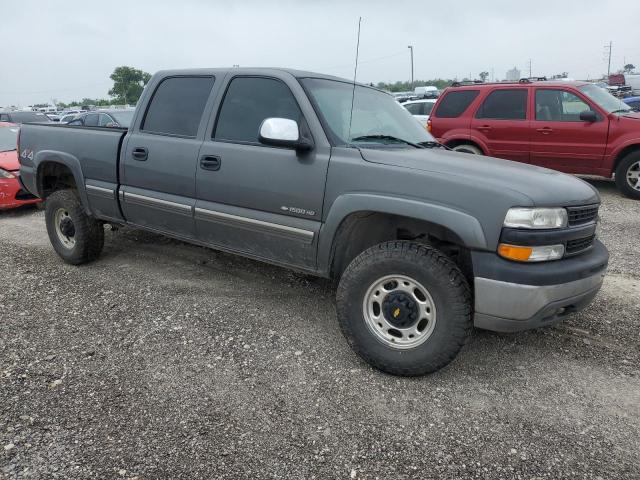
428;80;640;199
0;122;41;209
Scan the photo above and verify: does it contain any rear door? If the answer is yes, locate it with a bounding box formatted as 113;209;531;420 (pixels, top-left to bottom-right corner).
120;75;217;238
195;74;330;269
470;88;530;163
530;88;608;172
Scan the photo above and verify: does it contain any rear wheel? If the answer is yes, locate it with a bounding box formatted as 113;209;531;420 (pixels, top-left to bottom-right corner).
45;189;104;264
615;151;640;199
452;144;483;155
336;241;472;376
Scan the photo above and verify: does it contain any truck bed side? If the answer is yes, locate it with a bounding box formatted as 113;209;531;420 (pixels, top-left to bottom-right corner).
19;123;128;221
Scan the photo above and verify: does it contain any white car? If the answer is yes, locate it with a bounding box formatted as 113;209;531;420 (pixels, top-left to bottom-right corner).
402;99;436;127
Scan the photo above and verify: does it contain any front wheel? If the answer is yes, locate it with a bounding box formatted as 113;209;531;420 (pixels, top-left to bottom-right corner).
615;152;640;199
336;241;472;376
45;189;104;265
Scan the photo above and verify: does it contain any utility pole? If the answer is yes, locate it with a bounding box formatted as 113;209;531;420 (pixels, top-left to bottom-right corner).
528;59;532;78
407;45;414;88
605;41;613;77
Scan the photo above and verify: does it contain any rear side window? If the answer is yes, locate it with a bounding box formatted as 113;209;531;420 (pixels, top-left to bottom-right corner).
434;90;479;118
476;89;528;120
404;103;422;115
142;76;215;137
214;77;302;144
84;114;99;127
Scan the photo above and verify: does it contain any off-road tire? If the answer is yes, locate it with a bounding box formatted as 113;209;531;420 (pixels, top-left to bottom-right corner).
614;151;640;200
336;241;472;376
45;189;104;265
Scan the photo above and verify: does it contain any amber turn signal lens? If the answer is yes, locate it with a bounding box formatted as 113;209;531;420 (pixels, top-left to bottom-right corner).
498;244;533;262
426;120;432;132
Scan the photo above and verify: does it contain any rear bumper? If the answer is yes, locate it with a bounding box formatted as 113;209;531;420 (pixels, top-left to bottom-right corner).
0;177;41;210
472;240;608;332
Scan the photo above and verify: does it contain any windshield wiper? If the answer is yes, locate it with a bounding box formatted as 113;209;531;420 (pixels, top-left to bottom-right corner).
351;135;424;149
611;109;632;114
418;141;445;149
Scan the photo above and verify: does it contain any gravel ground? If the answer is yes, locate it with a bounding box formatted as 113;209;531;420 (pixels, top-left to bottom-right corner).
1;178;639;479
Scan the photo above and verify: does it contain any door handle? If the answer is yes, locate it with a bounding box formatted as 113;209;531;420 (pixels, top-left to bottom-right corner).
477;125;492;132
200;155;221;171
536;127;553;134
132;147;148;161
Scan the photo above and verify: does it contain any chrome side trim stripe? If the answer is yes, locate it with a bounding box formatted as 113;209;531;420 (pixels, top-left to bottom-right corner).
194;207;314;244
123;192;192;216
86;184;115;198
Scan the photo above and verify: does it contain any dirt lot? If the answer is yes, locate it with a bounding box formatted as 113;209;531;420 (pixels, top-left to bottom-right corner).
1;179;639;479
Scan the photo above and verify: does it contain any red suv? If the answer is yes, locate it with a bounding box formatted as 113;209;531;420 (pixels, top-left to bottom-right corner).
428;80;640;199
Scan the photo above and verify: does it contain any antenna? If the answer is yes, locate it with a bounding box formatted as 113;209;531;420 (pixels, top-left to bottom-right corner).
347;16;362;143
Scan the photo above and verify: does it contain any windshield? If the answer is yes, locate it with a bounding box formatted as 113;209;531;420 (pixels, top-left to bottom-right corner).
302;78;435;147
106;110;134;127
579;84;632;114
0;125;19;152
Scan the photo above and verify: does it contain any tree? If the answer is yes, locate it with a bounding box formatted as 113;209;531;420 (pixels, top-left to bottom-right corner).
479;71;489;82
624;64;636;74
108;66;151;105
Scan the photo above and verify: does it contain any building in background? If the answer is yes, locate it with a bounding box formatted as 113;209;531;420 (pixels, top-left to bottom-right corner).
505;67;521;81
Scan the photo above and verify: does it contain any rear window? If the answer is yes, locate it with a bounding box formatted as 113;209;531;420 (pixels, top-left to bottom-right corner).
476;89;528;120
142;76;215;137
0;125;19;152
434;90;479;118
8;112;52;123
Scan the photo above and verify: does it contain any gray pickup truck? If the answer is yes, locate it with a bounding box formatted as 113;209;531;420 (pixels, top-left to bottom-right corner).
18;68;609;375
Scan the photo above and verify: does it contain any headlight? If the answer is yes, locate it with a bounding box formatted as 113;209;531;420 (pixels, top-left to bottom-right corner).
504;208;568;229
498;243;565;262
0;168;15;179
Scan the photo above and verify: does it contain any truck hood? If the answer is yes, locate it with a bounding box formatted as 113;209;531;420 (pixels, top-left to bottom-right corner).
359;147;600;207
0;150;19;171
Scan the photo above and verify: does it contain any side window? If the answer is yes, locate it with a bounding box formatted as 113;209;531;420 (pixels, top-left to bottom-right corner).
142;76;215;137
475;89;528;120
404;103;421;115
84;114;99;127
434;90;480;118
98;114;112;126
0;114;9;122
214;77;302;144
536;89;592;122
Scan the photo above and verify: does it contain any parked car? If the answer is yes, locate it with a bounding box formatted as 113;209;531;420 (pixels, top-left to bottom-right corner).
59;113;81;124
393;91;418;103
67;109;135;128
17;68;608;376
0;111;53;124
428;79;640;199
414;86;439;99
623;96;640;111
45;113;61;122
402;99;437;127
0;122;41;209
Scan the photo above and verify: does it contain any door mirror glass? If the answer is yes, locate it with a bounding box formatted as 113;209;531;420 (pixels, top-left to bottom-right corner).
579;110;598;122
259;117;301;147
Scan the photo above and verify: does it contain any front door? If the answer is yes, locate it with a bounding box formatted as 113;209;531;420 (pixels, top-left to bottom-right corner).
470;88;531;163
120;76;216;238
195;75;330;269
530;88;608;172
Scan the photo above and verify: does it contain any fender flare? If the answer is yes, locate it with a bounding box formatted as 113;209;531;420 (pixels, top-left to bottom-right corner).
34;150;92;215
317;193;488;274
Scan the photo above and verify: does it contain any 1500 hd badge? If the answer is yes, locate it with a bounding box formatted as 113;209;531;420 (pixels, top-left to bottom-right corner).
281;206;316;216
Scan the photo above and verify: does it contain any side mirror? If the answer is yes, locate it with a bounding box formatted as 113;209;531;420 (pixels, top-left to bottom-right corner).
579;110;598;122
259;118;313;151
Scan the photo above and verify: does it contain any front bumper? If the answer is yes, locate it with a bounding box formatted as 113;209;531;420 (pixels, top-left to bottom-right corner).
472;240;608;332
0;176;41;210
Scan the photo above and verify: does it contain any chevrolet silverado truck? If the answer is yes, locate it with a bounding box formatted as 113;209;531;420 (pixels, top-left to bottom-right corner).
17;68;609;376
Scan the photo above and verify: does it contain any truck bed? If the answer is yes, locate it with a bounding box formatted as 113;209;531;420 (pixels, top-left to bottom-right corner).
19;123;128;221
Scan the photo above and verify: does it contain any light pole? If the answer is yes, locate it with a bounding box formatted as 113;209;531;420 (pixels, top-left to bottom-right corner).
407;45;414;89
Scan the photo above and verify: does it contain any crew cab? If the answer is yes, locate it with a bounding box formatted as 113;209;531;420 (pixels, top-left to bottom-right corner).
428;79;640;199
17;68;608;376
